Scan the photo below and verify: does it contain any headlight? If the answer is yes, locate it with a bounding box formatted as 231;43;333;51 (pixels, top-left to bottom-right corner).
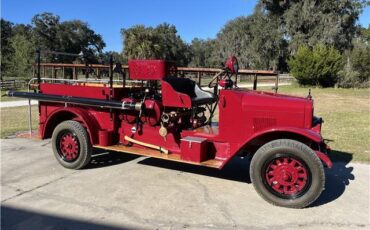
226;56;239;74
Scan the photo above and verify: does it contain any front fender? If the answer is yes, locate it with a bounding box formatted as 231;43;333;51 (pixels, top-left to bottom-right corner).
251;127;332;168
221;126;331;168
251;127;324;143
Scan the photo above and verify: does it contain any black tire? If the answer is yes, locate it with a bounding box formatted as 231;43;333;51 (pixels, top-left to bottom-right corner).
52;120;92;169
250;139;324;208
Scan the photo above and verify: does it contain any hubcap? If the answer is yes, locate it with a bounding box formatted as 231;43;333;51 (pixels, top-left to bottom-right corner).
264;156;309;197
58;132;79;162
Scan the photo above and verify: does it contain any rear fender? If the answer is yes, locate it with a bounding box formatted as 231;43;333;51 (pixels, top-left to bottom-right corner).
42;107;100;144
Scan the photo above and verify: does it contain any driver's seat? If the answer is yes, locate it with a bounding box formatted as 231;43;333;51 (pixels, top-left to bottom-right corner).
163;76;216;106
192;84;216;105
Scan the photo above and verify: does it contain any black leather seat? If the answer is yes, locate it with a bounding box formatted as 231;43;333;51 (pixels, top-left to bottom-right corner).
163;77;215;105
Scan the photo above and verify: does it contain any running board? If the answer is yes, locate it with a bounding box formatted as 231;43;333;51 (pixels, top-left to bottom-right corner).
94;144;223;169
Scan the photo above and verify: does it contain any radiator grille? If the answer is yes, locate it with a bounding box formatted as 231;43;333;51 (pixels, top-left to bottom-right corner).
253;117;277;131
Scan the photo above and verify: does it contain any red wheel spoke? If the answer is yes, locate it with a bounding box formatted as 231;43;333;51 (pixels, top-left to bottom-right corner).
290;186;298;194
265;156;309;197
296;179;305;186
283;185;290;194
272;183;282;191
267;176;276;184
289;160;298;167
270;164;277;169
298;172;307;180
58;132;79;162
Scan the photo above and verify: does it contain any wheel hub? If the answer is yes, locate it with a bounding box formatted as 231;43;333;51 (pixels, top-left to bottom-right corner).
59;132;79;161
265;157;308;196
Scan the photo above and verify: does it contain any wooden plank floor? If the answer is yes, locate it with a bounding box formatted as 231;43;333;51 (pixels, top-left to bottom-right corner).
94;144;223;169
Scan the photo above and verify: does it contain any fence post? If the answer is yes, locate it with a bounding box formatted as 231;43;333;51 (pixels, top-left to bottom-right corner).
52;66;55;79
73;67;77;79
253;74;257;90
275;74;279;93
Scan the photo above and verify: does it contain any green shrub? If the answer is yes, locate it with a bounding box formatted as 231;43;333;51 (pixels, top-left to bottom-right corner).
288;44;342;87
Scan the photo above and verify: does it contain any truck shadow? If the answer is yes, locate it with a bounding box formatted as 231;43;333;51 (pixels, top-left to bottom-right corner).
138;149;355;207
310;150;355;207
139;156;252;183
85;149;141;169
87;148;355;207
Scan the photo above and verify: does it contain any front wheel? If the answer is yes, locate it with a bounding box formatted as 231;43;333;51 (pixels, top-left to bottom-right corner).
52;120;92;169
250;139;325;208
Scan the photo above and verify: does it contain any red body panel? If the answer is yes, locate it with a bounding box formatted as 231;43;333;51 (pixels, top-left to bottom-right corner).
39;83;120;145
128;60;176;80
217;89;314;141
41;83;111;99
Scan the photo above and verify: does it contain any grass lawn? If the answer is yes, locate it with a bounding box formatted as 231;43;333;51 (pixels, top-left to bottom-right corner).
0;85;369;162
0;105;39;138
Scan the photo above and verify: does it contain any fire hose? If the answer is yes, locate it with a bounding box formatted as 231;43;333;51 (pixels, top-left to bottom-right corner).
7;91;143;111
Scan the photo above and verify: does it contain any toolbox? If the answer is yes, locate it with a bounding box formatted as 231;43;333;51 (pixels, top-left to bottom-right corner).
180;136;208;162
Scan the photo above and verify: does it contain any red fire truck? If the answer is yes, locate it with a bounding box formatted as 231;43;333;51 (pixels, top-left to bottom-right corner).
9;53;332;208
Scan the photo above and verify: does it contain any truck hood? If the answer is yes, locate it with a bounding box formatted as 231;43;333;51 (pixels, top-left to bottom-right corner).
237;89;314;129
242;89;311;103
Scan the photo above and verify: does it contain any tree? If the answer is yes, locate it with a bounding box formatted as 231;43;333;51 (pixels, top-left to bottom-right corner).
7;33;35;79
155;23;190;66
1;19;14;80
338;39;370;88
32;13;105;63
1;20;35;80
359;25;370;44
246;9;288;70
188;38;217;67
288;44;342;87
214;16;253;69
214;8;287;70
32;13;60;52
261;0;365;53
99;51;126;64
57;20;105;63
121;23;189;66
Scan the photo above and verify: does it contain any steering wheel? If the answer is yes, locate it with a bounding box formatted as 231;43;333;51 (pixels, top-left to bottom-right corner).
208;69;227;88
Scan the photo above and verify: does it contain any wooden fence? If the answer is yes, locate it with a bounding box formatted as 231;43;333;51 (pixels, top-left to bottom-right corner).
0;80;28;90
32;63;284;91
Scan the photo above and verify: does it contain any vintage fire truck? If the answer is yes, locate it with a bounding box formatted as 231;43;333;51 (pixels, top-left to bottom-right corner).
8;54;332;208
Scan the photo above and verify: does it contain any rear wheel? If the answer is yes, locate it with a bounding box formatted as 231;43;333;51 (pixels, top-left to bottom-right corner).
250;139;324;208
52;120;92;169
